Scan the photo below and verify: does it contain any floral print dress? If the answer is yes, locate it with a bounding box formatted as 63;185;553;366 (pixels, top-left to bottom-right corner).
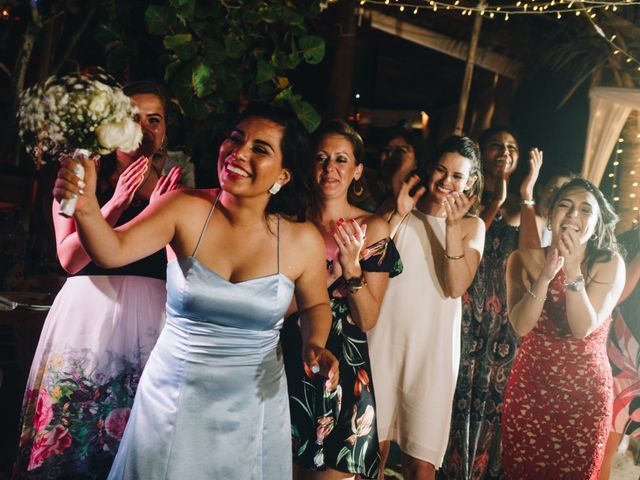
282;238;402;479
439;215;519;480
15;195;166;480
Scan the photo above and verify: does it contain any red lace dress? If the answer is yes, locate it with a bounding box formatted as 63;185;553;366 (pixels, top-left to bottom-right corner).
502;271;612;480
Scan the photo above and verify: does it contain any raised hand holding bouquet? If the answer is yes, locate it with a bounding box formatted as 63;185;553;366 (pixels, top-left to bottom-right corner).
17;69;142;216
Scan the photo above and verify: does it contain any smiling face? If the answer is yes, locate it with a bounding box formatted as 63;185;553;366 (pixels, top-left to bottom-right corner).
550;187;600;246
217;116;291;197
427;152;475;204
131;93;166;158
313;133;362;199
481;131;519;179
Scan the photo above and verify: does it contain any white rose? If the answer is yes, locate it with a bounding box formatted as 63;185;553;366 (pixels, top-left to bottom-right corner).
95;118;142;154
88;92;109;114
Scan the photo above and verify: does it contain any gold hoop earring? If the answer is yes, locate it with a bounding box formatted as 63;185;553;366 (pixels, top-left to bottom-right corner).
352;179;364;197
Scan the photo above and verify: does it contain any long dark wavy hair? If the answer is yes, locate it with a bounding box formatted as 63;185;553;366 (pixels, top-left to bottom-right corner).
547;178;619;276
233;103;313;222
428;135;484;216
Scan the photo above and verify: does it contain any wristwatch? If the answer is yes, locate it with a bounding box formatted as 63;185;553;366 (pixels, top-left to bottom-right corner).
345;274;366;294
563;275;585;292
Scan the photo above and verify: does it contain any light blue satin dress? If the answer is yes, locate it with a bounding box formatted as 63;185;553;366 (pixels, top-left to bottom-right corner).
108;198;295;479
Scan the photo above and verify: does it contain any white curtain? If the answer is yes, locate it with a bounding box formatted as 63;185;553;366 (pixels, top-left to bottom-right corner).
583;87;640;186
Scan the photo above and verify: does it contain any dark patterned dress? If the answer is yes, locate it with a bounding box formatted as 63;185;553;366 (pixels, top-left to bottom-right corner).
607;228;640;437
502;270;612;479
15;192;167;480
440;215;519;480
282;238;402;479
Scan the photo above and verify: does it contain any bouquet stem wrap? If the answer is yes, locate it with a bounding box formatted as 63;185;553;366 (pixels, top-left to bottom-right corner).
59;148;90;217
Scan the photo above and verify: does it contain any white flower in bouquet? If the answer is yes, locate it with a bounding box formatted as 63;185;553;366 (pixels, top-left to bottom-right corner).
17;69;142;162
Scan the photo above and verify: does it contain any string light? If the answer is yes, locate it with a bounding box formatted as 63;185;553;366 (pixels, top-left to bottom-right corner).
362;0;639;16
588;15;640;70
609;137;623;203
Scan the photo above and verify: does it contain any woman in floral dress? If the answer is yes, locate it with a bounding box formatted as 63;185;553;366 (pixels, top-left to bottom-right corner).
282;120;401;479
15;82;178;479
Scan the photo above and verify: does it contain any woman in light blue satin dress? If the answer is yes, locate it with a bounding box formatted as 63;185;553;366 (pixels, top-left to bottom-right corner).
52;103;340;479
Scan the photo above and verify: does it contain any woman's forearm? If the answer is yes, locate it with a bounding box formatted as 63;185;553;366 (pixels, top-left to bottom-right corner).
299;302;332;348
56;199;128;273
509;276;550;336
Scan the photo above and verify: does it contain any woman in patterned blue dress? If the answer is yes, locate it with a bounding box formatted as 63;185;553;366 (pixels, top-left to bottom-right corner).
282;120;401;479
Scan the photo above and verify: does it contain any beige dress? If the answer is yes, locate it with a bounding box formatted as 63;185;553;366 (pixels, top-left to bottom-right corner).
367;209;461;468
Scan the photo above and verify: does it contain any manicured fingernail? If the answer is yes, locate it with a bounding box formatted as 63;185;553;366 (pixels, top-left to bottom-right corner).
349;218;356;223
325;380;332;391
79;189;84;195
311;364;320;374
328;370;334;379
338;217;344;223
77;180;86;189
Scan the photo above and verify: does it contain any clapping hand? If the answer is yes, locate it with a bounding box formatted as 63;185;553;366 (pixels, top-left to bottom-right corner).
333;218;368;276
540;247;565;282
111;156;149;210
396;174;426;218
151;166;183;204
443;192;476;224
557;227;582;278
521;148;543;201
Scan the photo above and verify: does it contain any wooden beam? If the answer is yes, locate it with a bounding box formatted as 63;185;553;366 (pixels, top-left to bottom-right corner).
455;7;483;134
363;9;523;80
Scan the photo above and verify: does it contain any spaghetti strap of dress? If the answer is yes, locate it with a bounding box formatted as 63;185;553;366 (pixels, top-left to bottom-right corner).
192;191;221;259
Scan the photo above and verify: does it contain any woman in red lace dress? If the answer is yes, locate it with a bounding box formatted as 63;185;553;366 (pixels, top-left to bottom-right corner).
502;178;625;479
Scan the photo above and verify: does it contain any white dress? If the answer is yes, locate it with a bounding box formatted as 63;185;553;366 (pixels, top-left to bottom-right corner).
367;209;461;468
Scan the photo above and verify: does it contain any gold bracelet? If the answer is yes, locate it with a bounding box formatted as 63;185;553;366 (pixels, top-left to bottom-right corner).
526;288;546;301
445;252;465;260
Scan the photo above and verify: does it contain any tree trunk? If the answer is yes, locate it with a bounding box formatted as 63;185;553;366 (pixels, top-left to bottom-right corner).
324;0;357;120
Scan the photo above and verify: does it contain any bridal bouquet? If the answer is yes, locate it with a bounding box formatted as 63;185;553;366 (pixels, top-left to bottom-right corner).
17;69;143;216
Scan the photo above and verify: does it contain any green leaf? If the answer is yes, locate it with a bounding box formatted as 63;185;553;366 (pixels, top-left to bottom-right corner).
164;33;193;49
203;39;226;65
299;35;325;65
224;33;246;60
288;51;301;69
289;98;321;133
221;73;243;101
192;62;216;98
256;60;276;83
172;63;211;120
176;0;196;21
275;6;305;27
272;50;290;70
145;5;174;35
165;60;182;83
